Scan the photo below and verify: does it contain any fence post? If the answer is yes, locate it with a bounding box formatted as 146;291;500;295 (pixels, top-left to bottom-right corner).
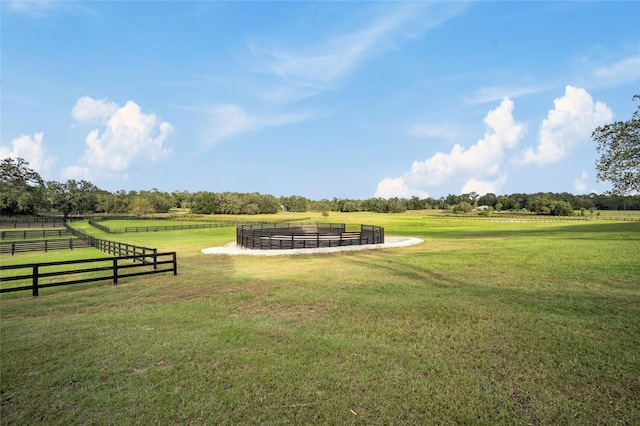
153;249;157;270
32;266;39;297
44;240;48;253
172;252;177;275
11;242;15;256
113;258;118;285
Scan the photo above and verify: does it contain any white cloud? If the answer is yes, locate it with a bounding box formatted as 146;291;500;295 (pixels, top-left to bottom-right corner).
71;96;118;124
513;86;612;166
248;2;467;90
404;97;524;187
467;85;546;104
574;170;588;193
592;55;640;87
204;104;314;147
374;177;429;198
61;165;92;181
69;97;173;175
0;132;56;177
461;173;508;196
375;97;525;198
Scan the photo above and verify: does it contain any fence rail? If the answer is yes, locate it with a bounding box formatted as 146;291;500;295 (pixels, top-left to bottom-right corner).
64;223;159;263
236;222;384;249
0;252;177;297
0;238;91;255
423;215;640;222
0;217;66;229
88;219;238;234
1;229;71;240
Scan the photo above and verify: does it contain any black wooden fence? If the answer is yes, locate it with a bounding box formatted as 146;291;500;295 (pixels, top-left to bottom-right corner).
0;216;66;228
89;219;238;234
236;222;385;250
0;252;177;297
1;229;71;240
0;238;91;255
64;223;159;263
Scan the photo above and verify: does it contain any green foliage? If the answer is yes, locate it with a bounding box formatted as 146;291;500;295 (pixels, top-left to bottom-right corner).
0;157;46;215
47;179;99;218
452;201;473;213
280;195;310;212
593;94;640;195
190;191;280;215
551;200;574;216
129;196;155;216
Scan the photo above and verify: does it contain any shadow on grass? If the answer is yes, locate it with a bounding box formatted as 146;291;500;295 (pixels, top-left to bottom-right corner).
412;220;640;242
349;256;467;288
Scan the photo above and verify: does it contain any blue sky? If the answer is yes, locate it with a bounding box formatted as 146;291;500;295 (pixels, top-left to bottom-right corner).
2;1;639;200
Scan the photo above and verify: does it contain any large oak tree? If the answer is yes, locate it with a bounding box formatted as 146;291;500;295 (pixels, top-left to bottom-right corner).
0;157;46;215
592;95;640;195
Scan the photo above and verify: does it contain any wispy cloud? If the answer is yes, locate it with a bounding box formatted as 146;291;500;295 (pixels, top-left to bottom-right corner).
467;84;548;104
6;1;93;18
247;2;468;91
203;104;315;147
592;55;640;87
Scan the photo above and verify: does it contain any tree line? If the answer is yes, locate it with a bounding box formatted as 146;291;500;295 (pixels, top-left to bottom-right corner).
2;157;639;218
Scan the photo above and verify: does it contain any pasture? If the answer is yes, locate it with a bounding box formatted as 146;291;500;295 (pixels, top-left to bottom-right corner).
1;212;639;424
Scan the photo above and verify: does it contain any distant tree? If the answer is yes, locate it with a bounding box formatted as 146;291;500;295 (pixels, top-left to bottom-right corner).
0;157;46;215
593;95;640;195
96;190;130;213
190;192;218;214
477;193;498;208
129;196;155;216
341;200;359;212
387;197;406;213
550;200;574;216
256;193;280;214
310;199;336;212
47;179;99;219
281;195;310;212
528;196;552;215
406;196;422;210
171;190;191;209
497;195;512;210
141;188;172;213
445;194;461;209
452;201;473;214
460;192;479;206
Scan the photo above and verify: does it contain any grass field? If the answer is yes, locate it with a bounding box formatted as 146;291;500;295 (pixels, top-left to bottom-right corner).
1;212;639;425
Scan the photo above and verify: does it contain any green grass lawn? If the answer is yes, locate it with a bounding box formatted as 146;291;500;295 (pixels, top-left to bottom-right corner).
1;212;639;425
